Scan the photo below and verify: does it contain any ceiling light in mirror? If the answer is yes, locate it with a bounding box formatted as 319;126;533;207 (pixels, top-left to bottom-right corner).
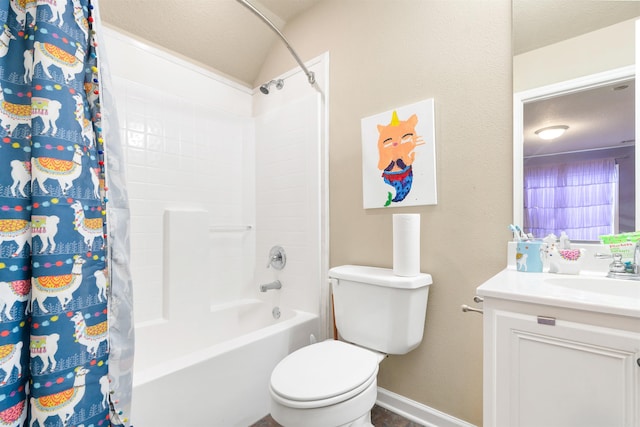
535;125;569;140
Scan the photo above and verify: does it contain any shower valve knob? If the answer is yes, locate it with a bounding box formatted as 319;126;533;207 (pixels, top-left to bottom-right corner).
267;245;286;270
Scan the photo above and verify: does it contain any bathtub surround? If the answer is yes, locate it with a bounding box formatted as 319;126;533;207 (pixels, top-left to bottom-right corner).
103;27;253;324
102;26;328;325
253;53;331;338
254;91;325;316
102;24;328;425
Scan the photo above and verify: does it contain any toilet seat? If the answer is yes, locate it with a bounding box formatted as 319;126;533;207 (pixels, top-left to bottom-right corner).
270;340;380;409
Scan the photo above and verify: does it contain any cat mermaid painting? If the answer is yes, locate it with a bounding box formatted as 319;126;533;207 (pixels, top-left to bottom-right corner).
361;98;436;209
376;110;425;206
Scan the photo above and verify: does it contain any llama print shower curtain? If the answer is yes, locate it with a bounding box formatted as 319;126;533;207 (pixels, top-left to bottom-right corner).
0;0;131;425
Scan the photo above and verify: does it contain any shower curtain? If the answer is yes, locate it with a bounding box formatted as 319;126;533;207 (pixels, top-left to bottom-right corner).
0;0;133;426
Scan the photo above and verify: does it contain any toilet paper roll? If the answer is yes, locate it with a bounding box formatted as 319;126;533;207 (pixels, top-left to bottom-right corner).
393;214;421;277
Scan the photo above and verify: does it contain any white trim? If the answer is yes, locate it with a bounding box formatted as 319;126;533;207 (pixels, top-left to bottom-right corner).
101;24;252;95
513;92;524;229
636;19;640;237
376;387;477;427
515;66;635;103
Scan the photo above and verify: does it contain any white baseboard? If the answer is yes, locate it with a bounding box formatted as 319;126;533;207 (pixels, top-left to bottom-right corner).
376;387;478;427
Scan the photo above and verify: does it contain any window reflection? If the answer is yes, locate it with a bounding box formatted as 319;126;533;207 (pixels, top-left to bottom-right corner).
523;157;629;240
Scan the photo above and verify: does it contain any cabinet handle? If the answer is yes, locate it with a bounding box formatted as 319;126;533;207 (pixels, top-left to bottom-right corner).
461;304;483;314
537;316;556;326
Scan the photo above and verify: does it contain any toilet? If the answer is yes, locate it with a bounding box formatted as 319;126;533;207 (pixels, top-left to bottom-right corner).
269;265;432;427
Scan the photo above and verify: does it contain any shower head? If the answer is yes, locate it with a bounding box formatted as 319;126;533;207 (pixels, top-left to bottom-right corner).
259;79;284;95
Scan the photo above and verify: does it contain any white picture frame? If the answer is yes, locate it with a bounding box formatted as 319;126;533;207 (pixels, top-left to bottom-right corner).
361;98;437;209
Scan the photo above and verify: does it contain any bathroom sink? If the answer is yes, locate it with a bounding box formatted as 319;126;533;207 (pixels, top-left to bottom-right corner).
477;269;640;318
544;276;640;299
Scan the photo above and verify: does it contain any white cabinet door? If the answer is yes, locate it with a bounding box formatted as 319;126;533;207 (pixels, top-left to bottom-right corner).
491;309;640;427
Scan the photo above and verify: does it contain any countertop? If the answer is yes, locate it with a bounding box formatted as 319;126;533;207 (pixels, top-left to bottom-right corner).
477;267;640;319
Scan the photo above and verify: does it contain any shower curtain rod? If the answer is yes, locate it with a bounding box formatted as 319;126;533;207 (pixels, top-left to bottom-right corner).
236;0;316;86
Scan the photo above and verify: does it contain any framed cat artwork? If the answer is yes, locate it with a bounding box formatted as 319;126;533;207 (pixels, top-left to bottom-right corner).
361;98;437;209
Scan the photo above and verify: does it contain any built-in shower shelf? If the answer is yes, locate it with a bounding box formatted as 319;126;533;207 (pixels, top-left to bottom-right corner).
209;225;253;233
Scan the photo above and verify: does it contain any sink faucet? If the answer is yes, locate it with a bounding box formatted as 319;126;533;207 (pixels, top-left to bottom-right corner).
600;241;640;280
260;280;282;292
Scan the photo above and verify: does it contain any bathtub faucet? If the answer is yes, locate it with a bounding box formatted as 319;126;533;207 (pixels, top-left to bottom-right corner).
260;280;282;292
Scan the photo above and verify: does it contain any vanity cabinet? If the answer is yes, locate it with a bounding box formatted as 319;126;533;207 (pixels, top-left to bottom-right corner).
482;297;640;427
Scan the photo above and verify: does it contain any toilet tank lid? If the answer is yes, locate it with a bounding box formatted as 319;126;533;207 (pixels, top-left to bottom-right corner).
329;265;432;289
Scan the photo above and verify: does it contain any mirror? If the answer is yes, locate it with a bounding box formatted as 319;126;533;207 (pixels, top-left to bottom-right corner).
513;1;640;241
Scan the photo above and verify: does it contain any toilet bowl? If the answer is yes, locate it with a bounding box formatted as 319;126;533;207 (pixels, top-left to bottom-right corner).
268;265;432;427
269;340;385;427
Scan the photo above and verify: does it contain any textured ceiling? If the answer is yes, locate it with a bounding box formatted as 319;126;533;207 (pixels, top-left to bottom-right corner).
99;0;639;157
99;1;640;86
99;0;322;87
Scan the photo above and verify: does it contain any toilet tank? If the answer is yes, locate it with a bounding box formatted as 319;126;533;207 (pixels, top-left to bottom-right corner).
329;265;432;355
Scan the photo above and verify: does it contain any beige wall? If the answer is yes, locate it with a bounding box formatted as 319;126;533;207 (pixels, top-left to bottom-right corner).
257;1;512;425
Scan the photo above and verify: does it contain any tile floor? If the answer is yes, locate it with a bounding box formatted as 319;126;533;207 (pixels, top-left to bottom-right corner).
251;404;424;426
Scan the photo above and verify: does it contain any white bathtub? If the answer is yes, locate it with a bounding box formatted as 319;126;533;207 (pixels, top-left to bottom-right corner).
131;299;319;426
